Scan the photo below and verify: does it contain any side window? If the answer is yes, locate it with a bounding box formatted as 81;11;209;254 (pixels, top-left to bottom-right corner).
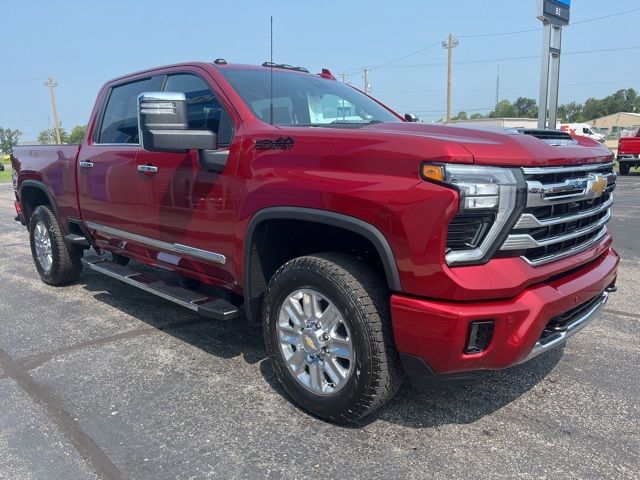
98;76;163;144
163;73;234;147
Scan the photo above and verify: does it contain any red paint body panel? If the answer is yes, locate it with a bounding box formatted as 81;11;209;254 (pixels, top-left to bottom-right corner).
11;145;81;227
391;247;619;374
10;61;620;377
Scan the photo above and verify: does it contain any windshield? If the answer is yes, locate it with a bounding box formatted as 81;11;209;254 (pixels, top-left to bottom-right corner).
220;68;401;127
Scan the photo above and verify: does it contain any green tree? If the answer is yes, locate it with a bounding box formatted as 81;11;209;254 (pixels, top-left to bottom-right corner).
469;113;485;119
451;111;468;121
37;128;68;144
513;97;538;118
557;101;584;122
578;88;639;121
489;100;517;118
0;127;22;154
66;125;87;144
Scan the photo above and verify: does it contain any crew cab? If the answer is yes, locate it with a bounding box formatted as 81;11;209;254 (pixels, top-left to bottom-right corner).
617;128;640;175
11;60;618;423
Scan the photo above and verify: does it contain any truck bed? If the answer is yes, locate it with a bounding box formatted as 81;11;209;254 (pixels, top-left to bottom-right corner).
11;144;81;227
618;136;640;157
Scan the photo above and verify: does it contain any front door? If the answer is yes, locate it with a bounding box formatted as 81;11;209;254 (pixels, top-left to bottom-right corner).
134;72;238;285
78;75;164;246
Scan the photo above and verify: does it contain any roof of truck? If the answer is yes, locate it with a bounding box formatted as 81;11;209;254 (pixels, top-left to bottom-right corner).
106;60;316;86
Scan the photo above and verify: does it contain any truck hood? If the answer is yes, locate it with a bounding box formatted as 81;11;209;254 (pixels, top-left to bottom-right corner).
365;122;613;167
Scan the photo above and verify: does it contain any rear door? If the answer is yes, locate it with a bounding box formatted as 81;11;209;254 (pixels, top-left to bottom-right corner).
134;71;238;284
78;75;164;239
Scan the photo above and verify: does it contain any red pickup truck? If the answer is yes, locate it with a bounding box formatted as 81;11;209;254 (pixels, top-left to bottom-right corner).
11;61;619;423
617;129;640;175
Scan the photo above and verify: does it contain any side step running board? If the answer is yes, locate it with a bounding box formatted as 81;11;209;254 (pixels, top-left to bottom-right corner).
65;233;90;247
81;256;239;321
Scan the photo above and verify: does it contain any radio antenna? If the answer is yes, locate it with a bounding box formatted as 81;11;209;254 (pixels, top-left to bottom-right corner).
269;16;274;125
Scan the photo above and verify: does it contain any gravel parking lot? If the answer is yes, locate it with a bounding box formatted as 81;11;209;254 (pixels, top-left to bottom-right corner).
0;178;639;480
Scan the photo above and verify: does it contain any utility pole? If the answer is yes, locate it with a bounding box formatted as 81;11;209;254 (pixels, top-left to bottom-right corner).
338;72;349;84
362;68;371;94
442;33;458;123
44;77;62;144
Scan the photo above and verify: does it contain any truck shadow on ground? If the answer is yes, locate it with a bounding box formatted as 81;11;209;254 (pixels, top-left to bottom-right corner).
79;264;562;430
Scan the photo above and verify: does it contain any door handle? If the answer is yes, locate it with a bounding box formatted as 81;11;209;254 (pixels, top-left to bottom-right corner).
138;164;158;173
79;161;94;169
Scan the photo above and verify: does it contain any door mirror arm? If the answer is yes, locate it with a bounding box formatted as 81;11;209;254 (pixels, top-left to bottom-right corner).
199;149;229;173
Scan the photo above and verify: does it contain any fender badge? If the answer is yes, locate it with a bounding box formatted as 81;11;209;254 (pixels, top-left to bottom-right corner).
255;136;295;151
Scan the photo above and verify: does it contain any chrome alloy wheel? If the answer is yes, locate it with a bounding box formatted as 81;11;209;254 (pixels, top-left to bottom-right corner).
277;288;355;395
33;221;53;274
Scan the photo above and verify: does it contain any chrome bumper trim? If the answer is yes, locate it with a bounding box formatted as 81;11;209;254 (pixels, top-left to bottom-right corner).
519;291;608;364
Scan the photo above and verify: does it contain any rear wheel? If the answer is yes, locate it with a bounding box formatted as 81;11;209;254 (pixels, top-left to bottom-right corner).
29;205;82;285
619;162;631;175
263;252;404;423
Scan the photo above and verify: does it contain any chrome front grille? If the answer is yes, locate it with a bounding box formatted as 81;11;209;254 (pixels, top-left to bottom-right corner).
500;162;616;265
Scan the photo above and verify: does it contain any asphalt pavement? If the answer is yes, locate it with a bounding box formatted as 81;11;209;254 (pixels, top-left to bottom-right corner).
0;177;638;480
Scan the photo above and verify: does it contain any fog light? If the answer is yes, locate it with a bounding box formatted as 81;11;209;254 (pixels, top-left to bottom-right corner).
465;320;494;354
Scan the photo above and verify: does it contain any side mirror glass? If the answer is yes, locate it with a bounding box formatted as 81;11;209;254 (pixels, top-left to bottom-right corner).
404;113;420;123
137;92;217;152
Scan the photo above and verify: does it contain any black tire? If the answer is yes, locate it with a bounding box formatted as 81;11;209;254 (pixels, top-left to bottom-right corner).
619;162;631;175
29;205;82;286
111;253;130;266
263;252;404;423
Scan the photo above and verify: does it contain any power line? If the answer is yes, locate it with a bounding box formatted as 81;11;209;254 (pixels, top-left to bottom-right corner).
457;7;640;39
0;77;46;84
458;27;539;39
372;45;640;70
571;6;640;25
375;78;640;95
339;6;640;72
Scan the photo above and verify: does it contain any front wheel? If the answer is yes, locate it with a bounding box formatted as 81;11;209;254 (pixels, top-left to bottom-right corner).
619;162;631;175
29;205;82;285
263;253;404;423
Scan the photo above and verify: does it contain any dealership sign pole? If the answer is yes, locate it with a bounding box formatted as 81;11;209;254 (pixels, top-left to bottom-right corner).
537;0;570;129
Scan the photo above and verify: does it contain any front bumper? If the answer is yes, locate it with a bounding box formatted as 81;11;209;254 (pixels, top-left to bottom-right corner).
391;247;619;386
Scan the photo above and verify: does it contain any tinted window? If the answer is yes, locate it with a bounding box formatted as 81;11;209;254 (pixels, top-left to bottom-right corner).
164;74;233;146
220;68;400;126
98;76;164;144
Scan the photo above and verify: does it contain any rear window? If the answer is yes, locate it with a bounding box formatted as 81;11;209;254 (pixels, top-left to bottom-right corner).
98;76;164;144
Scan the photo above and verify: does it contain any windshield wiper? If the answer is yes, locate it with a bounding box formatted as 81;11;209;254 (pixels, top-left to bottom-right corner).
330;119;383;125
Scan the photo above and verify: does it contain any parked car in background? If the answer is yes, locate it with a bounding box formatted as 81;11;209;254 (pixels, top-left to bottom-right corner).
617;128;640;175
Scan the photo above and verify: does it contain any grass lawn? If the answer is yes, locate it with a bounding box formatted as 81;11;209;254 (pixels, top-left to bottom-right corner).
0;154;12;182
0;169;12;183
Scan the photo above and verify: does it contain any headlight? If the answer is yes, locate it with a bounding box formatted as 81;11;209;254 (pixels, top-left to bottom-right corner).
421;163;524;266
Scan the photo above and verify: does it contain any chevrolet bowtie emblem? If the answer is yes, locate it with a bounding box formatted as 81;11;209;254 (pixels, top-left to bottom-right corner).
304;336;315;349
588;173;607;197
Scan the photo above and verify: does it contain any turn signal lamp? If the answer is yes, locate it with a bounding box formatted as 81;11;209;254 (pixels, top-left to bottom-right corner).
420;164;444;182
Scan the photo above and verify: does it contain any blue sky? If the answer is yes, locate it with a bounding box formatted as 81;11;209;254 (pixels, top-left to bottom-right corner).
2;0;639;140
